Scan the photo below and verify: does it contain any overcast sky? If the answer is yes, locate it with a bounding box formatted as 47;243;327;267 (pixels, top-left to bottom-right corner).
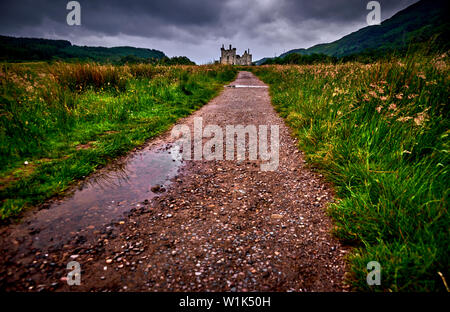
0;0;419;63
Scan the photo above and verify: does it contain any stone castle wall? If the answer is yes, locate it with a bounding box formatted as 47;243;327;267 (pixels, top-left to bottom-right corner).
220;45;252;65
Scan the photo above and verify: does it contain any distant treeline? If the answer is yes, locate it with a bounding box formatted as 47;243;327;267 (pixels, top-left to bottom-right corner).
262;53;338;65
118;55;195;65
0;35;196;65
261;41;448;65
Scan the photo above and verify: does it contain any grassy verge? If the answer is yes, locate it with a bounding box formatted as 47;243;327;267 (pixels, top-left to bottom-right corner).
0;62;237;219
250;52;449;291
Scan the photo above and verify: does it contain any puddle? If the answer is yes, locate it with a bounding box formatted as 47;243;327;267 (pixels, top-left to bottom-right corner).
9;143;183;249
227;85;268;88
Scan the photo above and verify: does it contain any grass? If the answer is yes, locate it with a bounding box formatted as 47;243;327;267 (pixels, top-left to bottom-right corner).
249;52;449;291
0;62;237;219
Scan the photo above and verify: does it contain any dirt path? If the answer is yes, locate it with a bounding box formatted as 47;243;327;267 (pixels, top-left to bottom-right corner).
0;71;347;291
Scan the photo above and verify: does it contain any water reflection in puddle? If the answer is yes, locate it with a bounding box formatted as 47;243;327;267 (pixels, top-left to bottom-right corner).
227;85;268;88
13;143;183;249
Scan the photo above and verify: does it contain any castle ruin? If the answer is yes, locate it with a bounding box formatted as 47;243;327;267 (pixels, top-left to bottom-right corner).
220;44;252;65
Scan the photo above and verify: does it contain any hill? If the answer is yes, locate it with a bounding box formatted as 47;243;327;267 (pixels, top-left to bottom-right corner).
0;35;166;63
256;0;449;64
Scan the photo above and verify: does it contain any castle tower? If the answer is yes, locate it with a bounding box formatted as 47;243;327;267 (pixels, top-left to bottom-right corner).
220;44;236;65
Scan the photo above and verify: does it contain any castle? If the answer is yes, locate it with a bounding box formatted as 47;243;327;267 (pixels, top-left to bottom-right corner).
220;44;252;65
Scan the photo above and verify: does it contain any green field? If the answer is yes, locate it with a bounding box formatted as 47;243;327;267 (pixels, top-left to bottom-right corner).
250;52;449;291
0;62;237;219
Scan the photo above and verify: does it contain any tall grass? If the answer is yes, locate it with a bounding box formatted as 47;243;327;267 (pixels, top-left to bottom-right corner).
0;62;237;219
52;63;129;92
251;52;449;291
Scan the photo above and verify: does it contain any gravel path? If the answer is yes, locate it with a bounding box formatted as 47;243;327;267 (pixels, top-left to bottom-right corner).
0;71;347;291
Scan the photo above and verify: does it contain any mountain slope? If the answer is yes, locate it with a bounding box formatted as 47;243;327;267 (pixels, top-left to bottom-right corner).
256;0;449;64
0;35;166;62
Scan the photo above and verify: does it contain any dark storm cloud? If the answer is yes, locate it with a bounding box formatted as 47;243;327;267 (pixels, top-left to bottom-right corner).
0;0;419;62
281;0;418;23
0;0;226;38
82;0;226;37
236;0;419;50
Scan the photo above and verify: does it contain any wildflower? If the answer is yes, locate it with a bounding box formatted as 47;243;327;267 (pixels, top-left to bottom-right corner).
397;116;412;122
417;73;426;79
389;103;397;111
380;96;388;101
376;106;382;113
414;110;429;126
433;60;447;72
395;93;403;100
